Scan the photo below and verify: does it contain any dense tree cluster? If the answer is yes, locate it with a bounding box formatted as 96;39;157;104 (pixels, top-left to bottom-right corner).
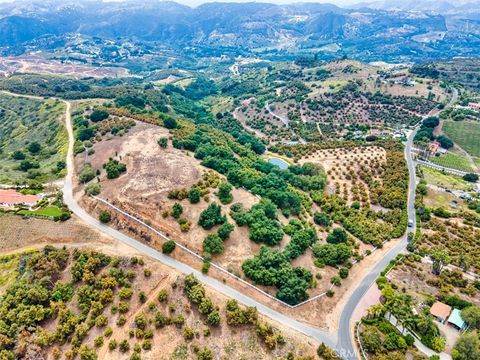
198;203;226;230
103;159;127;179
242;246;313;305
231;200;284;246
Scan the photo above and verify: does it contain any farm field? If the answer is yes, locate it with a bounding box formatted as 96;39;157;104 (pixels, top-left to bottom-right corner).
0;93;67;184
298;145;387;207
422;167;475;191
429;151;475;172
442;120;480;158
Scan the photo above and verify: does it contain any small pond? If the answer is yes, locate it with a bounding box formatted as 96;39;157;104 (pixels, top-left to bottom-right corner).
268;157;289;170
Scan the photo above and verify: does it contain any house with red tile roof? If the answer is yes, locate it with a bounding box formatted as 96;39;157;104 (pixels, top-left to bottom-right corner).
0;189;40;209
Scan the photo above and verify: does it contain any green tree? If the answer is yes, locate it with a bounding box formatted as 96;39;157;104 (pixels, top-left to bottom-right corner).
463;173;479;183
217;182;233;204
462;306;480;329
313;212;331;227
198;203;225;230
163;116;177;129
452;331;480;360
90;110;109;122
99;211;111;223
27;142;41;154
430;249;450;275
437;135;453;149
203;234;224;255
162;240;176;254
217;222;234;240
158;137;168;148
11;150;25;160
188;187;201;204
171;203;183;219
326;228;348;244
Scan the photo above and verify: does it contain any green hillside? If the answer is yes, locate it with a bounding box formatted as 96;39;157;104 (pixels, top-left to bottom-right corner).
0;93;66;184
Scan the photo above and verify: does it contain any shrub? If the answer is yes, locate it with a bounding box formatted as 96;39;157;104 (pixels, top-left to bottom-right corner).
80;163;95;183
158;137;168;148
217;222;234;240
198;203;226;229
171;203;183;219
142;339;152;350
108;339;117;350
119;339;130;353
405;334;415;346
157;289;168;302
188;187;201;204
203;234;224;255
99;211;111;223
197;347;213;360
116;315;126;326
162;240;176;254
207;310;221;326
134;312;147;330
94;335;104;347
85;183;101;196
183;327;195;340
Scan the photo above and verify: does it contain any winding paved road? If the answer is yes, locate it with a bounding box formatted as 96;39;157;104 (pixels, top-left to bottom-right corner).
337;88;458;359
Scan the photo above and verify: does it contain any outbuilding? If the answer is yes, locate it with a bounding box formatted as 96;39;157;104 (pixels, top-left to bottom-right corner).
448;308;467;331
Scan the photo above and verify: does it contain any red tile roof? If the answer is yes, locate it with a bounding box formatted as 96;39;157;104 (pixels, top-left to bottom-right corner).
430;301;452;320
0;189;40;206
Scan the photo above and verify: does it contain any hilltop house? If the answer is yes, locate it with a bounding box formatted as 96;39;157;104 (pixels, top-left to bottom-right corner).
0;189;40;209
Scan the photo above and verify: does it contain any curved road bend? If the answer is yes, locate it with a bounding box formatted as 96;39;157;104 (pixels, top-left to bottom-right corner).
61;101;337;348
338;88;458;359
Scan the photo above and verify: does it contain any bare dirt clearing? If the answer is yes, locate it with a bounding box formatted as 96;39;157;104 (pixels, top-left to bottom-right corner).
0;213;104;252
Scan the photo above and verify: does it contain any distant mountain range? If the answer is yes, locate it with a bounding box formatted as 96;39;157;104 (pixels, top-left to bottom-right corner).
0;0;479;62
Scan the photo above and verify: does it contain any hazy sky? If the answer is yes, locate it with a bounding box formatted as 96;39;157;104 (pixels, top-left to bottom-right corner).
0;0;364;8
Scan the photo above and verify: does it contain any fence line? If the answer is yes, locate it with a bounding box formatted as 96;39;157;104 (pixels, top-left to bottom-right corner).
92;195;402;309
356;322;368;360
92;195;296;308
